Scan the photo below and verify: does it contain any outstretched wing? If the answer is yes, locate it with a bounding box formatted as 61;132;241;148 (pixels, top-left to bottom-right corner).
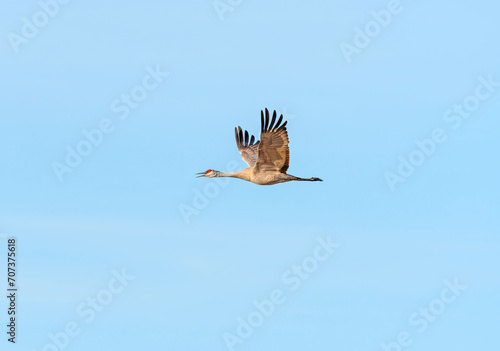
255;109;289;173
235;126;260;167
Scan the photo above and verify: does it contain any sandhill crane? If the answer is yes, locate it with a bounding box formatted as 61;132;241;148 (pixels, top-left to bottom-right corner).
196;108;323;185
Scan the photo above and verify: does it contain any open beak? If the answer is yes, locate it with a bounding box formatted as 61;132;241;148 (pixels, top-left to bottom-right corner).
195;172;206;178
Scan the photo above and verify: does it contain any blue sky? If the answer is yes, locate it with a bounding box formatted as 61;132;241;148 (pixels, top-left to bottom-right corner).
1;1;499;350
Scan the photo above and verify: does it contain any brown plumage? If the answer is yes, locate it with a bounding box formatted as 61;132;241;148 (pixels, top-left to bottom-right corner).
197;108;322;185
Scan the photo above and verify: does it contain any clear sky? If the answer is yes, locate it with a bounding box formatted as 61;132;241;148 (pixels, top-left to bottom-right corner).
1;1;499;350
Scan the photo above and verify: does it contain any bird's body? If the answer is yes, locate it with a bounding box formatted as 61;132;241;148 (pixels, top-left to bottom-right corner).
209;168;319;186
197;108;322;185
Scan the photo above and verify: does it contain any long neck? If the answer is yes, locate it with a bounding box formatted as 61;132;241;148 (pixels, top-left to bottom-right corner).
218;169;251;181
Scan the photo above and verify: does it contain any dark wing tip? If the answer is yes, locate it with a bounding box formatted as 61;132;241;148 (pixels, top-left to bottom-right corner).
235;127;240;141
244;130;249;146
269;110;277;130
275;114;283;129
239;127;243;144
261;110;265;132
264;108;270;131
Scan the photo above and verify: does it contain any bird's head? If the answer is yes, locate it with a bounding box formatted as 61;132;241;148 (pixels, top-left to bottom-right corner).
196;169;219;178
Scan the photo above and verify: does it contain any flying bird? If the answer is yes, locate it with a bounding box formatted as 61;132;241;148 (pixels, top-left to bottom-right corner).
196;108;323;185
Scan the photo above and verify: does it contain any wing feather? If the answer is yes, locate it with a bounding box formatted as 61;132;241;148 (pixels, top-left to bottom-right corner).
255;108;290;173
235;126;260;167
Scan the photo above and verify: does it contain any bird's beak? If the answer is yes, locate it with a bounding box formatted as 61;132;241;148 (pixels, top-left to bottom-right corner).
195;172;206;178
